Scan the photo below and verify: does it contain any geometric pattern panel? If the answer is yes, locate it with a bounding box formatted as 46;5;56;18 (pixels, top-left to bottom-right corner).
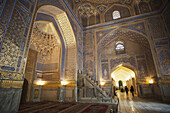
0;71;23;81
56;13;77;80
148;16;167;39
0;0;17;52
136;59;148;78
110;56;136;70
4;10;26;47
0;42;20;67
84;60;94;73
157;48;170;75
97;28;149;54
96;28;116;44
102;63;109;80
0;0;6;15
0;9;24;72
0;0;36;73
122;22;147;36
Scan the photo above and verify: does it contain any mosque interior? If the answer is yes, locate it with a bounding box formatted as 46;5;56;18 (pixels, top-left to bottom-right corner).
0;0;170;113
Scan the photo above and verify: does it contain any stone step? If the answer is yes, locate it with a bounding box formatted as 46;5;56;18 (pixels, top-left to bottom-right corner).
80;73;112;99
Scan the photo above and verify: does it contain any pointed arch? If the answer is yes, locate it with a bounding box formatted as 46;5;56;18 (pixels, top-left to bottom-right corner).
95;28;155;80
103;4;132;22
35;5;77;81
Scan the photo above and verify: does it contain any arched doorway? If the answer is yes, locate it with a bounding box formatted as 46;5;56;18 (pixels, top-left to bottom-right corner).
111;65;137;95
23;5;77;102
96;28;157;98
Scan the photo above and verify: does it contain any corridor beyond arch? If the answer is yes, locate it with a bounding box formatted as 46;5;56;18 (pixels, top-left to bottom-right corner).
111;65;137;94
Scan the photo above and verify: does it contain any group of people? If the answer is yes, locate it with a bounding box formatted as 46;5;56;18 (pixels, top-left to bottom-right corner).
125;86;134;96
113;85;135;97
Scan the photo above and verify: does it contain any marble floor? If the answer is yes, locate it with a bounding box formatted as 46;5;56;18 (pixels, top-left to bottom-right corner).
117;91;170;113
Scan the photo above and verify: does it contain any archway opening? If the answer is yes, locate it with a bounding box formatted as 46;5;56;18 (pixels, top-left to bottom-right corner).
97;28;157;98
23;5;77;103
32;21;61;81
111;66;137;94
24;21;61;102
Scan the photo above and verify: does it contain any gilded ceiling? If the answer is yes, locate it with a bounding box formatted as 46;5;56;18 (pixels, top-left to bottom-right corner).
67;0;166;27
30;22;60;59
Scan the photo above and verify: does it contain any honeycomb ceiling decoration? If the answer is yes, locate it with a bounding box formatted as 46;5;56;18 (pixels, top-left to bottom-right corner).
78;4;98;17
30;23;59;59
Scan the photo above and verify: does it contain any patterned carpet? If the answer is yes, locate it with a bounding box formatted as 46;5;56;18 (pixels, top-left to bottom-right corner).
18;101;117;113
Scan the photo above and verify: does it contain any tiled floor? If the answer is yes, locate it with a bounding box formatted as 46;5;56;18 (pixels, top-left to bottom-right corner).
117;91;170;113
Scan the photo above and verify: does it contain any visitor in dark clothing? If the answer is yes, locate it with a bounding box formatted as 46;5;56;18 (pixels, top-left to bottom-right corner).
125;86;129;95
130;85;134;97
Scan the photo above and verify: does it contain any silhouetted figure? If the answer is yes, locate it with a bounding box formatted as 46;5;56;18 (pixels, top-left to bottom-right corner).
125;86;129;95
20;79;28;104
113;86;117;96
130;85;134;97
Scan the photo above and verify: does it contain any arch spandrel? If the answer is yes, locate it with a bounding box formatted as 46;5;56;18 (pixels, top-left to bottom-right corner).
97;28;150;54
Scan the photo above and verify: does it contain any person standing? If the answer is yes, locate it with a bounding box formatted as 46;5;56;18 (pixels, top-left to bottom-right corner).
113;86;117;96
130;85;134;97
125;86;129;95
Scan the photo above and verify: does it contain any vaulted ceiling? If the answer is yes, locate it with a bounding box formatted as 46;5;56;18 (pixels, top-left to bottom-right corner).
111;66;135;82
66;0;167;27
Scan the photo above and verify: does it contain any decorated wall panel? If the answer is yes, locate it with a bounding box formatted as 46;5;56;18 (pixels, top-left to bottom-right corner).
83;31;96;79
0;0;17;58
0;9;25;72
0;0;6;15
145;52;157;77
110;56;136;70
77;29;83;71
56;13;77;80
147;15;170;76
138;2;151;14
136;56;148;78
0;0;37;86
148;16;167;40
101;63;109;80
156;47;170;75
